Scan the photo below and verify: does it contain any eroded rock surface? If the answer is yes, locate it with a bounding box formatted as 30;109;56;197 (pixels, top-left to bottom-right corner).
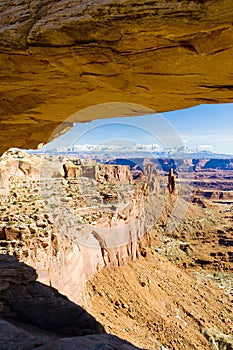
36;334;144;350
0;255;143;350
0;254;104;336
96;164;132;183
0;320;51;350
0;150;151;305
1;1;233;153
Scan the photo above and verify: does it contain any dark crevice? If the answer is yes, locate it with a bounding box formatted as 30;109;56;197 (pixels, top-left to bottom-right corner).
136;85;150;91
179;41;199;54
193;97;219;103
208;47;233;56
200;84;233;90
120;44;179;56
80;72;121;78
137;72;200;76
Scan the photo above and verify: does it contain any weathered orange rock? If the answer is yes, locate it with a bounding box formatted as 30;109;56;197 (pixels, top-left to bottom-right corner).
1;1;233;153
0;151;152;306
96;164;132;183
168;168;178;195
4;225;22;241
63;160;82;179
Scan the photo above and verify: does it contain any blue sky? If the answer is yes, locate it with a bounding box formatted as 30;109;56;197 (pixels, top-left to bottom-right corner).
163;103;233;154
44;103;233;155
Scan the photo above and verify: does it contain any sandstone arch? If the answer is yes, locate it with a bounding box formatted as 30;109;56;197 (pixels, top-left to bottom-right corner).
1;0;233;154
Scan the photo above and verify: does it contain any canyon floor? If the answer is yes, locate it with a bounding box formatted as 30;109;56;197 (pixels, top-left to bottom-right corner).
86;171;233;349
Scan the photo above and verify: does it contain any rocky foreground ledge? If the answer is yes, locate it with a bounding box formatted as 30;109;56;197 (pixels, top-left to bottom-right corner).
0;254;143;350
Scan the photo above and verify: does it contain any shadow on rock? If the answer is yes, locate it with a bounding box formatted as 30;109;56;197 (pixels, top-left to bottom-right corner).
0;254;144;349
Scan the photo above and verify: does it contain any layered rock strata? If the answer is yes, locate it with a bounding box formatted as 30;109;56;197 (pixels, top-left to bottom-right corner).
0;150;151;305
1;1;233;153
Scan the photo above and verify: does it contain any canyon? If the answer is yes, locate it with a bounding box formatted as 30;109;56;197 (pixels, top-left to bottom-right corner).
1;1;233;349
0;149;233;349
0;150;150;305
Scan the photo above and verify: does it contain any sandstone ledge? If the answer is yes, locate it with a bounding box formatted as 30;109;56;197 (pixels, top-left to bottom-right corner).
1;1;233;153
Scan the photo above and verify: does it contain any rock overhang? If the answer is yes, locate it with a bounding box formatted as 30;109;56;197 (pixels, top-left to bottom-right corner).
1;0;233;154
